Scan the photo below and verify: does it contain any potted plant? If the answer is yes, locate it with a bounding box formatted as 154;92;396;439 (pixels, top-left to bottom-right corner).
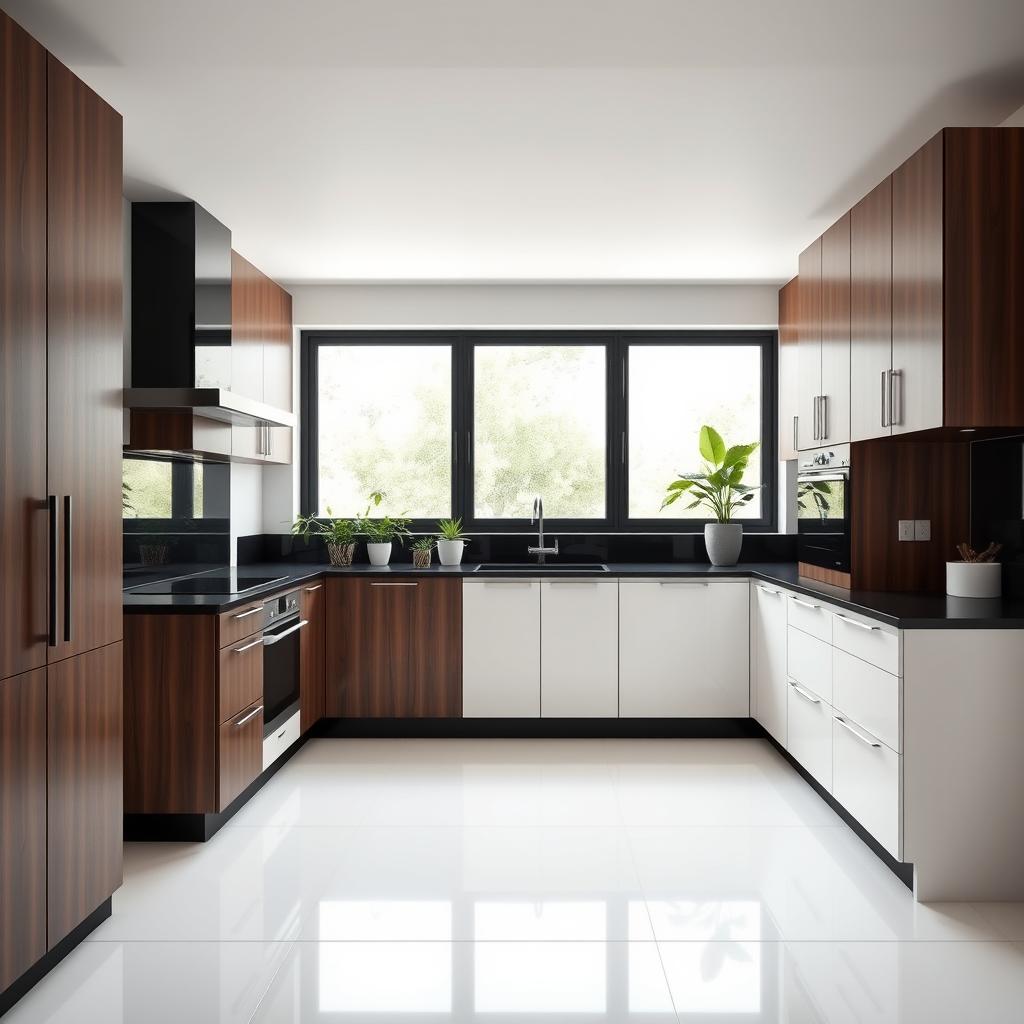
411;536;435;569
359;490;412;567
947;542;1003;598
436;517;469;566
292;507;359;566
661;425;762;567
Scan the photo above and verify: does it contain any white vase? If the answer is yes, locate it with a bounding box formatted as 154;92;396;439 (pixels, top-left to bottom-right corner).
946;561;1001;598
437;539;465;566
366;542;393;567
705;523;743;567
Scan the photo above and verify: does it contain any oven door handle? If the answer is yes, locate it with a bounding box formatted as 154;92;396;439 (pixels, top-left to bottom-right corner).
262;619;309;645
797;473;849;484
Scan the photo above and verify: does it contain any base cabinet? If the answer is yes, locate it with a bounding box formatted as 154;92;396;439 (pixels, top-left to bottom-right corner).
299;581;326;733
751;583;788;745
218;700;263;811
786;680;833;792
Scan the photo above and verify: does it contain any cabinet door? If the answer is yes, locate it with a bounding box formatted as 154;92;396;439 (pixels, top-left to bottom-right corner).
541;579;618;718
463;579;540;717
47;642;123;948
299;580;325;733
820;213;851;445
796;238;822;450
777;278;800;461
46;56;123;662
850;178;893;441
892;133;944;435
0;667;47;991
218;699;263;812
752;583;787;745
786;681;832;791
230;249;265;400
1;13;48;682
619;579;749;717
263;283;292;412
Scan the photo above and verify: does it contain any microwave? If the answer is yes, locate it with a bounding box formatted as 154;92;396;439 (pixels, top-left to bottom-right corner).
797;445;851;574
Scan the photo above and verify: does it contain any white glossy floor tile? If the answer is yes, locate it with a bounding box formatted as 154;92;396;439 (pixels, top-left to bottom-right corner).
971;901;1024;940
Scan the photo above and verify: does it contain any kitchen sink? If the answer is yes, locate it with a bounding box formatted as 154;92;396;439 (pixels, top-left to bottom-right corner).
474;562;609;572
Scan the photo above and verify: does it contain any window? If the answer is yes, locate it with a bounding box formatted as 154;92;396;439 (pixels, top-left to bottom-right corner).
302;331;775;530
123;457;205;519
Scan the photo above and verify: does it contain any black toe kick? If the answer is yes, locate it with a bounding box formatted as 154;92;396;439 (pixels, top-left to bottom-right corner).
315;718;762;739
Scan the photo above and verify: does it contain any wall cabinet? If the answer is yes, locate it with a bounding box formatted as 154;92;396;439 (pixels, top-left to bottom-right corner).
751;583;788;745
619;579;749;717
777;277;799;460
299;581;326;733
796;238;821;450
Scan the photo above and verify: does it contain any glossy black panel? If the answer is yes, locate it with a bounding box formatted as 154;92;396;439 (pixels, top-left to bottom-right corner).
971;435;1024;598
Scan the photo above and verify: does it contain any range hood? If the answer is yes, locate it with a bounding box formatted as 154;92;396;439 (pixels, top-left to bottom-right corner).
122;387;294;427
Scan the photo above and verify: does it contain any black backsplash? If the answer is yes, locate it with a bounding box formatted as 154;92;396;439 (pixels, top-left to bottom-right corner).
971;435;1024;599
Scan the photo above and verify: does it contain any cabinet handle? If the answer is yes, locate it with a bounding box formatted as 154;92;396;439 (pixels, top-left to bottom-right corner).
835;613;879;632
48;495;58;647
757;586;782;596
63;495;73;643
789;681;821;704
834;715;882;748
820;395;828;440
233;606;263;620
790;597;821;610
659;580;709;587
235;705;263;728
370;581;419;587
881;370;889;428
483;580;533;588
890;369;902;426
304;584;323;593
793;415;798;451
548;580;600;588
812;396;818;440
233;637;264;654
263;619;308;644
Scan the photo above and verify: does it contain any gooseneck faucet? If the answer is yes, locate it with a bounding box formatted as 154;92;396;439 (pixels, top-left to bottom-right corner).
528;495;559;563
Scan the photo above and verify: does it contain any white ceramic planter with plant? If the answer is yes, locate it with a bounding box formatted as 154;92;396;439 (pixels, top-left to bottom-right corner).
436;517;469;566
947;542;1003;598
291;505;358;566
661;425;762;568
359;489;411;568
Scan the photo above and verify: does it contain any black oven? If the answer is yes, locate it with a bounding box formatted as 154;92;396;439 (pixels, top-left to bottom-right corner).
797;445;851;574
261;590;305;738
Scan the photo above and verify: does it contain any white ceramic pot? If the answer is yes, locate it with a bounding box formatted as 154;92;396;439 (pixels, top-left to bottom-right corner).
946;561;1001;598
366;542;393;567
705;522;743;567
437;539;465;566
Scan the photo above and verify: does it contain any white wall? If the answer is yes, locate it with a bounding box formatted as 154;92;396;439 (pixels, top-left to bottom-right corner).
232;462;264;564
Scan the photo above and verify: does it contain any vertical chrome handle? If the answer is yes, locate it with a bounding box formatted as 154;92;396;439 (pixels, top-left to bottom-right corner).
793;415;798;451
48;495;58;647
813;396;820;440
63;494;72;643
881;370;889;428
820;395;828;440
890;369;902;426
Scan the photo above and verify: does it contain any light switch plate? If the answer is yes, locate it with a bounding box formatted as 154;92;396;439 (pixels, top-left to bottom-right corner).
898;520;915;542
915;519;932;541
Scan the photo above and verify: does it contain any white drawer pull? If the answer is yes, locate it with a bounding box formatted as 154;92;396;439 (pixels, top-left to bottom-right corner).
483;580;533;588
549;580;599;588
789;681;821;704
232;606;262;620
835;613;879;632
790;597;821;611
757;586;782;595
835;715;882;748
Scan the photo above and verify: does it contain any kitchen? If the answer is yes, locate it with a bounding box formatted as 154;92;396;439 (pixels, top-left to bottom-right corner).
3;2;1024;1021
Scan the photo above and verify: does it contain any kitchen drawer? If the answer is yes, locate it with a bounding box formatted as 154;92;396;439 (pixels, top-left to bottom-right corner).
832;715;901;859
787;626;833;703
263;707;300;770
218;601;267;648
832;649;900;752
787;594;833;642
218;699;263;812
787;681;833;792
218;632;264;724
832;610;900;675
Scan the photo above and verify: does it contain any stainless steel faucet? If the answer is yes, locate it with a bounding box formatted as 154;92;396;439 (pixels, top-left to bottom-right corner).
527;495;559;563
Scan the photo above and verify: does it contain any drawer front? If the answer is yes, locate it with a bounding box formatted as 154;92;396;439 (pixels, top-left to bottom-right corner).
218;633;265;724
218;601;267;649
832;649;900;752
787;681;833;792
832;611;900;675
787;626;833;703
218;699;263;812
787;594;833;642
263;708;300;771
832;715;901;859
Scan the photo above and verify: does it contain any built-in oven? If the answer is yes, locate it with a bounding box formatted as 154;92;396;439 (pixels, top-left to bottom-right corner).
797;445;851;575
260;590;306;769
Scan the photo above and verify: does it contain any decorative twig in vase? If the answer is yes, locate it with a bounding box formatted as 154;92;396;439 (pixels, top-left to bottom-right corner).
947;540;1003;598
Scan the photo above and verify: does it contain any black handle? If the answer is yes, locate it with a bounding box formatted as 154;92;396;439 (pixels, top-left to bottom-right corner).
48;495;58;647
63;494;72;643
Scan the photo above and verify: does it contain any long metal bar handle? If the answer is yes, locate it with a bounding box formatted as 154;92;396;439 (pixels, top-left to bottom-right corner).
890;369;902;426
812;396;818;440
790;597;820;610
63;494;72;643
233;606;263;620
262;619;309;645
48;495;58;647
820;395;828;440
881;370;889;428
793;415;798;451
789;681;821;704
233;637;264;654
235;705;264;728
835;715;882;748
835;613;879;632
370;581;419;587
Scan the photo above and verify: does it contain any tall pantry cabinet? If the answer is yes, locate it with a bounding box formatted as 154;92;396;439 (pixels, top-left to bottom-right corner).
1;9;124;1009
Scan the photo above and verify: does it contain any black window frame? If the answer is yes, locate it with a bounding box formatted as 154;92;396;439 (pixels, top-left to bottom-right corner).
301;329;777;533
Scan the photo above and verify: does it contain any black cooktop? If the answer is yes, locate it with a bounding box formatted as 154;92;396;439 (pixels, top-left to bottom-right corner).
127;573;287;596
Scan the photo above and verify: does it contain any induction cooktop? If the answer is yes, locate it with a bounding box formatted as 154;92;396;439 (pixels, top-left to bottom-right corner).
127;573;288;596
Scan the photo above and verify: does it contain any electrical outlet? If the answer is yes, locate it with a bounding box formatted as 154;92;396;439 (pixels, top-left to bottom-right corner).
915;519;932;541
898;520;915;542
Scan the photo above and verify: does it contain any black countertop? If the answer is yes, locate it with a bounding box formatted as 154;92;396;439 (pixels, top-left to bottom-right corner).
122;561;1024;629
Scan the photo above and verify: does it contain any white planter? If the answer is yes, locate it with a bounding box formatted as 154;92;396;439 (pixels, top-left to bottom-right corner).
366;542;393;567
437;539;465;566
946;561;1001;598
705;523;743;567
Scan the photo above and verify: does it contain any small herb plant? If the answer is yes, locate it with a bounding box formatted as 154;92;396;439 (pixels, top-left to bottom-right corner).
437;517;469;542
292;506;358;547
411;536;436;552
661;425;762;522
359;490;412;546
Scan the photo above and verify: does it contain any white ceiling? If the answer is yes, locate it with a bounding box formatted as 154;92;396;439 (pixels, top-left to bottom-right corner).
6;0;1024;284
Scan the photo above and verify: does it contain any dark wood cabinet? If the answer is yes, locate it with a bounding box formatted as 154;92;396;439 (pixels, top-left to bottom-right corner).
820;212;851;445
300;581;326;733
218;699;263;812
0;668;47;992
777;277;799;461
47;643;123;949
218;635;264;724
796;238;821;450
327;577;463;718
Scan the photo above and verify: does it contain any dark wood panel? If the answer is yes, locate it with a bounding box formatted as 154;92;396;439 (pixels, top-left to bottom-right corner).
820;212;851;444
218;598;269;648
0;667;47;991
125;410;232;459
943;127;1024;428
798;563;852;589
300;580;326;733
230;249;266;400
327;577;463;718
218;699;263;811
796;238;821;449
124;614;218;814
777;277;799;460
263;278;292;412
46;55;123;662
0;13;48;682
47;642;123;949
218;634;264;724
851;439;970;593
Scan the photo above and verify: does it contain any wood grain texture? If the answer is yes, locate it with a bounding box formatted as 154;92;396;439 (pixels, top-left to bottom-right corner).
263;278;293;413
46;55;123;662
820;212;851;445
47;642;123;949
218;699;263;812
126;410;232;460
218;636;264;724
327;577;463;718
796;238;822;449
850;177;893;442
0;13;48;682
777;277;799;460
851;439;969;593
797;563;852;589
230;249;265;400
218;599;267;648
943;127;1024;428
124;614;218;814
300;580;326;733
892;132;944;436
0;667;47;991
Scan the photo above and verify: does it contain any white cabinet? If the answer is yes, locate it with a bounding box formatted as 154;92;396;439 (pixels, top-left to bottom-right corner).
462;579;540;718
619;579;749;718
540;579;619;718
751;583;788;745
832;649;900;752
787;626;833;703
787;681;833;791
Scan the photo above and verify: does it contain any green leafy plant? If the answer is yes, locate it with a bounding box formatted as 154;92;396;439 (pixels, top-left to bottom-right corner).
122;480;135;515
661;425;763;523
358;490;412;545
292;506;358;547
797;480;833;518
411;536;436;552
437;517;469;542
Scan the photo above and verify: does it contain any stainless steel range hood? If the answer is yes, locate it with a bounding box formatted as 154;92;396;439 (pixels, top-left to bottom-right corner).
123;387;295;428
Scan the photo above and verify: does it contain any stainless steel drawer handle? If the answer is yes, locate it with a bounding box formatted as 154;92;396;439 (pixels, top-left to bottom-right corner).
262;619;309;644
659;581;709;587
370;581;419;587
790;597;821;611
235;705;263;728
757;586;781;595
483;580;533;588
835;715;882;748
789;681;821;704
548;580;600;587
233;606;263;620
304;584;323;593
835;613;879;632
233;637;264;654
